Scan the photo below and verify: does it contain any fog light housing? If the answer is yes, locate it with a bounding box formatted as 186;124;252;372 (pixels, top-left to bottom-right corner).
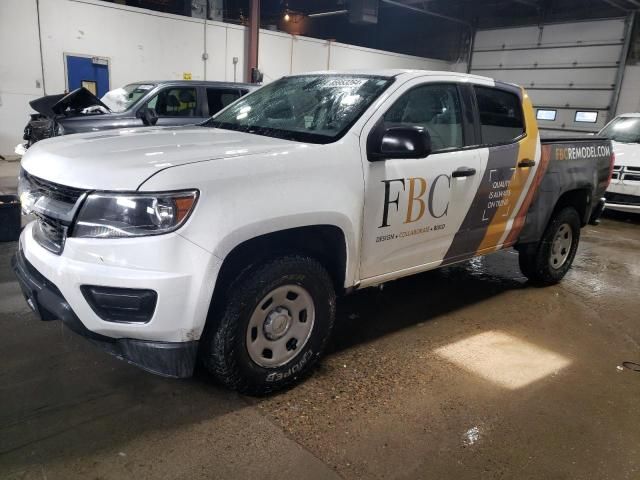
81;285;157;323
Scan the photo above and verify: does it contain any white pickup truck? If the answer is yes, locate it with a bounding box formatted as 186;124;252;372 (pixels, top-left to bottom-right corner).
599;113;640;213
14;70;613;394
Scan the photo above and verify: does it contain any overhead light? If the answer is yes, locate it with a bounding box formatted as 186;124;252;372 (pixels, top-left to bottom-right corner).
284;12;290;21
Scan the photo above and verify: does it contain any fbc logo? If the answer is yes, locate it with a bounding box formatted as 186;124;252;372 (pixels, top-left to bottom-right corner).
379;175;450;228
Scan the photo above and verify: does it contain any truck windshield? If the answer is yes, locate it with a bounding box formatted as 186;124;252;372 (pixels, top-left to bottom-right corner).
101;83;156;113
205;75;393;144
599;117;640;144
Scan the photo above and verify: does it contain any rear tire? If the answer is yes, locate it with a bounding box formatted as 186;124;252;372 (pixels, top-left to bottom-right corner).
518;207;581;285
200;255;336;395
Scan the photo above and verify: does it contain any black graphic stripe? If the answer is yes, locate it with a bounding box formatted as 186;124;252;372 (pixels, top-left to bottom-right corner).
442;143;520;264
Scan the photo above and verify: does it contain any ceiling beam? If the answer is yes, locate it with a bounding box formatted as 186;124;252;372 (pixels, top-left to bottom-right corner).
512;0;540;7
602;0;632;11
395;0;436;4
380;0;471;26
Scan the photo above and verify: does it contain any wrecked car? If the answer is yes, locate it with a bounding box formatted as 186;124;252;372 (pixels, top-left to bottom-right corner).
18;80;256;152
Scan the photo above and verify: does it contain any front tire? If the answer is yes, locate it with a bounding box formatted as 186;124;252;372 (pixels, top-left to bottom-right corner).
201;255;336;395
518;206;581;285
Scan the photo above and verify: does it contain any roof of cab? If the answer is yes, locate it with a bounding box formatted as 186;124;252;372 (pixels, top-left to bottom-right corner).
284;69;496;84
130;80;257;88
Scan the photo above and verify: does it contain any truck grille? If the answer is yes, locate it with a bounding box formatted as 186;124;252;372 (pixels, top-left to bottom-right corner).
22;169;85;204
20;169;87;254
610;165;640;183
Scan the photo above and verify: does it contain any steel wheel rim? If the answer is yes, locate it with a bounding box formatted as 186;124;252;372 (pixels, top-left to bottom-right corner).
246;284;315;368
549;223;573;270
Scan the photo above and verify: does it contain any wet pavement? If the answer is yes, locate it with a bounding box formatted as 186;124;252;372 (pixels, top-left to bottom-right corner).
1;213;639;479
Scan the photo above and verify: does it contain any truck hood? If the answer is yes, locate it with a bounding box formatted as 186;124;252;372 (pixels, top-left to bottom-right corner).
611;140;640;168
29;87;110;117
21;126;303;190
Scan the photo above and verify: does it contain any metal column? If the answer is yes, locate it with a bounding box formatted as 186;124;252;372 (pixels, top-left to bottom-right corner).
247;0;260;83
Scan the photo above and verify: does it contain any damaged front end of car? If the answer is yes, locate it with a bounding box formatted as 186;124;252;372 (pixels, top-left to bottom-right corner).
19;87;110;151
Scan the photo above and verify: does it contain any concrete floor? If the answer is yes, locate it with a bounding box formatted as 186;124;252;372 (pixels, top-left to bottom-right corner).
1;158;639;479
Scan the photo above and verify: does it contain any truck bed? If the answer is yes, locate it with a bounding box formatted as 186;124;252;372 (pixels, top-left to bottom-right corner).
515;136;613;245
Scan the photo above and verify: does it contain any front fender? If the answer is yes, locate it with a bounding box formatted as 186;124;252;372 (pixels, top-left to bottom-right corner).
209;212;358;287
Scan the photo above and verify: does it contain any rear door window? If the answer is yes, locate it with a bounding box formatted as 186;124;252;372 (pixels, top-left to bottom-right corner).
474;86;525;145
207;88;242;115
146;87;198;117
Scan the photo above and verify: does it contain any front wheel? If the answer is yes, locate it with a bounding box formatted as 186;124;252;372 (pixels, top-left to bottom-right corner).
201;255;336;395
518;206;581;285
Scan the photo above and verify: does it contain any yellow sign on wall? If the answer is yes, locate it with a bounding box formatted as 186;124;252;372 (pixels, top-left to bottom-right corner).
183;72;192;80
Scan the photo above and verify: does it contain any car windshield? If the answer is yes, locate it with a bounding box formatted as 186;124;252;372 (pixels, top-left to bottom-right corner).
101;83;156;112
599;117;640;144
205;75;393;144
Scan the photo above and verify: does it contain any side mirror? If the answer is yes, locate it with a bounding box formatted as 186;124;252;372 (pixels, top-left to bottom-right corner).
367;125;432;162
137;107;158;126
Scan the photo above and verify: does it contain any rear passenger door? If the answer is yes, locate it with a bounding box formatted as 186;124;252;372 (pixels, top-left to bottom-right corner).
360;80;483;279
446;84;540;256
205;88;245;117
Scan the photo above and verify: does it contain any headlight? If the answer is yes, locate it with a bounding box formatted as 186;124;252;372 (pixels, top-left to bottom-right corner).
72;190;198;239
17;169;35;214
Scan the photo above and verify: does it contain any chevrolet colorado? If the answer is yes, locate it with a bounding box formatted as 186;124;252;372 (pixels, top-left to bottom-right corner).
13;70;613;394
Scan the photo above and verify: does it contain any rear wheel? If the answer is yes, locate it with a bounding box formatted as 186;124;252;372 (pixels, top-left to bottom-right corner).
201;255;336;395
518;207;581;285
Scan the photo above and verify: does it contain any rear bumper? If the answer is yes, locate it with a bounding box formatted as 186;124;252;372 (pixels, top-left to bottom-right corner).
12;247;198;378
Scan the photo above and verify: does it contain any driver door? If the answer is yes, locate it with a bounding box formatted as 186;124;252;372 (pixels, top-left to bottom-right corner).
359;80;482;279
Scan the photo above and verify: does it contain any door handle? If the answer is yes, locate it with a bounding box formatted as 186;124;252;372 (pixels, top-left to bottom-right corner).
452;166;477;178
518;159;536;168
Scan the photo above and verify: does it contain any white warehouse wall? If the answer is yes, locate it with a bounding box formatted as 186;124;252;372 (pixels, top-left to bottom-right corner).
0;0;45;156
0;0;455;156
38;0;247;91
258;29;453;83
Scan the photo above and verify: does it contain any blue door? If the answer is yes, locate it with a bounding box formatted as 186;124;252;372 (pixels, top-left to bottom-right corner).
66;55;109;97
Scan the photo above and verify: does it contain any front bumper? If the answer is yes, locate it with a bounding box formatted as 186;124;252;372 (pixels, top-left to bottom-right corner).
12;248;199;377
604;191;640;214
605;202;640;214
13;222;222;377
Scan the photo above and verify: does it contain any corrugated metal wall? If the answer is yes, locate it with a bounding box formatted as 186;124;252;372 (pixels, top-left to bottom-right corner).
470;18;633;135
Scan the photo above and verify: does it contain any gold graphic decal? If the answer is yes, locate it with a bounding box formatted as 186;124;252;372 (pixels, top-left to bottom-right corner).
405;177;427;224
477;87;539;251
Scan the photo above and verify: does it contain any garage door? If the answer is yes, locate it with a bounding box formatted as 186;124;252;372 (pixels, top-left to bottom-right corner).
470;18;632;135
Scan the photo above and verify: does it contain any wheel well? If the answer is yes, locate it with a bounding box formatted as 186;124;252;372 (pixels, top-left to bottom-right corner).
214;225;348;301
553;188;590;226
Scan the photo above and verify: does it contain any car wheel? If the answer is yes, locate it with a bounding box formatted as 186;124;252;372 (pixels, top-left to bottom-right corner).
518;206;581;286
201;255;336;395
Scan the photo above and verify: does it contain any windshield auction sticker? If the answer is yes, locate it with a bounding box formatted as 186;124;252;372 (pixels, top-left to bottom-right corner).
324;79;367;88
